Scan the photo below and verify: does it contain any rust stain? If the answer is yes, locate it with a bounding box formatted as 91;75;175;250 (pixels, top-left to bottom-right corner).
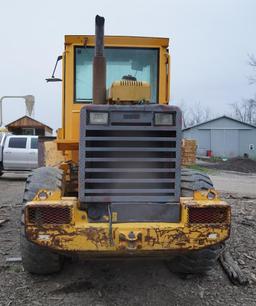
145;228;189;248
83;227;109;248
144;224;229;249
27;225;110;249
26;221;230;252
26;224;75;249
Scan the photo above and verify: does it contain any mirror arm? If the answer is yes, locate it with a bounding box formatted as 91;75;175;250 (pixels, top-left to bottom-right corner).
51;56;62;78
46;56;63;82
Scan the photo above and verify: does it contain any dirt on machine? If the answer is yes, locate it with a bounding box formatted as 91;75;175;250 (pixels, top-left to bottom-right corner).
20;15;231;275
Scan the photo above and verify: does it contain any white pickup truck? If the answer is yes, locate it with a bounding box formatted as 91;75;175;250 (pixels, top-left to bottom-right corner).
0;134;38;176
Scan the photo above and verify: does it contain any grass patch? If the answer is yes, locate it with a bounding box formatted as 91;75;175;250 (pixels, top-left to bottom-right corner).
184;164;215;173
209;156;223;163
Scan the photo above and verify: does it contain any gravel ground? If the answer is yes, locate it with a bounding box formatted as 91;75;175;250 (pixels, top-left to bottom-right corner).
0;173;256;306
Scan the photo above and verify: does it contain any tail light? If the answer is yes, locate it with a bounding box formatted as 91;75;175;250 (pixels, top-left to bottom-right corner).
27;205;72;225
188;206;229;224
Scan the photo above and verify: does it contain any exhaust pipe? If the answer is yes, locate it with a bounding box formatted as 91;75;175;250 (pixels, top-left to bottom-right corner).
93;15;106;104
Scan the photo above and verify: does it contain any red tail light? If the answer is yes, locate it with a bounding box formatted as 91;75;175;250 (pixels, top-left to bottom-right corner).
27;206;72;225
188;207;229;224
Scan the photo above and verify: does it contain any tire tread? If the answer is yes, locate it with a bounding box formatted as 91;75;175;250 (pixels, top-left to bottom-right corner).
21;167;63;274
168;169;224;274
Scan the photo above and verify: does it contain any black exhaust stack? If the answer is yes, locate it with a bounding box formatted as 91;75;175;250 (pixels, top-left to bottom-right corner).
93;15;106;104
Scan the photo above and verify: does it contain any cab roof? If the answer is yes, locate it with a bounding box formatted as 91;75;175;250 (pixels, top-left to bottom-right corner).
65;35;169;48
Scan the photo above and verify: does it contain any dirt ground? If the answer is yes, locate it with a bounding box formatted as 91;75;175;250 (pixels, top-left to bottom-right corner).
0;172;256;306
202;157;256;174
210;171;256;197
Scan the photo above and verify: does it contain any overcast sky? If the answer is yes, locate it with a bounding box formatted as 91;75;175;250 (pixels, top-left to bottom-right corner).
0;0;255;130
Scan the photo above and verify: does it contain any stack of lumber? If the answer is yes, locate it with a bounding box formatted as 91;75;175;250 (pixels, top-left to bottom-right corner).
181;139;197;166
44;141;65;167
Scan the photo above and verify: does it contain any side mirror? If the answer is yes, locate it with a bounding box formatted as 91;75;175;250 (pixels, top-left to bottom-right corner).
46;56;63;82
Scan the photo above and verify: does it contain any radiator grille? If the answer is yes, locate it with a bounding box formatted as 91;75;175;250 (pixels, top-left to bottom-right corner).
79;105;181;204
27;206;72;225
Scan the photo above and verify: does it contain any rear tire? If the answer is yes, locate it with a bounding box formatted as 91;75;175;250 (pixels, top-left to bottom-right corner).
21;235;63;275
168;244;225;274
181;168;214;197
21;167;64;274
168;169;224;275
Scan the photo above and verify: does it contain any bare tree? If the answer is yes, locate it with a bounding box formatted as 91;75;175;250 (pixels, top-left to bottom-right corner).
231;98;256;125
188;102;211;127
230;54;256;125
177;101;212;128
176;100;189;128
248;54;256;84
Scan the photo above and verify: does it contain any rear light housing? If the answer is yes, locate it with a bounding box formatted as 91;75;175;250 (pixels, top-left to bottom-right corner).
27;205;72;225
188;206;230;224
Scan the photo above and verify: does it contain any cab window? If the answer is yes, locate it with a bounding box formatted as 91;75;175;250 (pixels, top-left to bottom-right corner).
30;138;38;149
75;47;159;103
8;137;27;149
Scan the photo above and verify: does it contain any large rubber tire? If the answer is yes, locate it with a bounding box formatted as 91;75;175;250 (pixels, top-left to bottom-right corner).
181;168;214;197
168;244;225;274
168;169;224;274
21;167;64;274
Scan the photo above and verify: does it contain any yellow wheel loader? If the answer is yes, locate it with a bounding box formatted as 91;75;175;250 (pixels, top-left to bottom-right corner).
21;16;230;274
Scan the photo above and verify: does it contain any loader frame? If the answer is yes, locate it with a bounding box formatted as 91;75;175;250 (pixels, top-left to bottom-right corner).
22;17;231;262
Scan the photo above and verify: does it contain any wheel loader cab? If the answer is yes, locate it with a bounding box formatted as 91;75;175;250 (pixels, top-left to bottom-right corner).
57;35;171;150
21;15;231;275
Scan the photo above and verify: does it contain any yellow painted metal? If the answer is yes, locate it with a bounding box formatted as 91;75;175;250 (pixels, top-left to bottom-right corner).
33;189;63;202
57;35;170;153
193;189;219;201
65;35;169;47
108;81;151;103
24;191;230;254
166;53;171;103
